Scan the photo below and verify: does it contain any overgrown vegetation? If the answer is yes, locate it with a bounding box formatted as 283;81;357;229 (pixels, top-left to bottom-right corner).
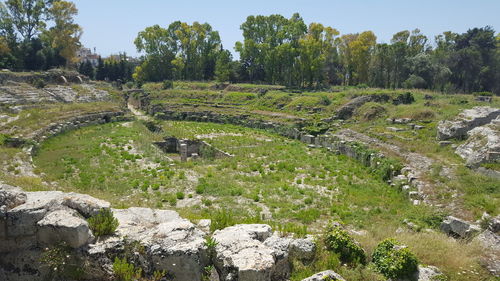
371;238;419;280
87;208;119;237
324;223;366;264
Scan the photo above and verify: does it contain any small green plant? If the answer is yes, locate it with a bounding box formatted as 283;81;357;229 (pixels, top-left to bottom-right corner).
372;238;419;280
324;223;366;264
87;208;119;237
113;257;142;281
32;78;46;89
472;91;493;96
176;191;185;200
162;80;173;90
210;208;235;232
204;236;218;249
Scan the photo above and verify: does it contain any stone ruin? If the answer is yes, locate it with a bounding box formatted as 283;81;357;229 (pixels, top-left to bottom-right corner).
154;137;233;162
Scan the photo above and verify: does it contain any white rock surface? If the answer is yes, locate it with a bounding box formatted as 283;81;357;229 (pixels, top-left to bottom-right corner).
37;209;93;248
413;265;444;281
455;119;500;167
301;270;346;281
437;106;500;140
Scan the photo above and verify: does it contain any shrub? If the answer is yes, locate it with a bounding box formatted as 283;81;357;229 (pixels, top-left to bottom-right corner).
113;257;142;281
87;208;119;237
162;80;173;90
403;75;427;89
32;78;46;89
472;91;493;96
324;223;366;264
210;208;235;232
176;191;185;200
372;238;419;280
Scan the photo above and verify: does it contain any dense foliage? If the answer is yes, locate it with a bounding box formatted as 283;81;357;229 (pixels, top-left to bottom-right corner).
0;0;81;70
87;208;119;237
372;238;419;279
324;223;366;264
133;14;500;94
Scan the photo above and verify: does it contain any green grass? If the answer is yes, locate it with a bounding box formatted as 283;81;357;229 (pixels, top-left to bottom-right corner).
21;117;494;281
0;102;122;138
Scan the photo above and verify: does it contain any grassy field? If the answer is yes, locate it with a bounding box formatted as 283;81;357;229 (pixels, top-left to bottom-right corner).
0;79;498;280
30;120;493;281
142;83;500;219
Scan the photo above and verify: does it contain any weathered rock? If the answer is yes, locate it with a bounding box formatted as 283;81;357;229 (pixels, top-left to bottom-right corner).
0;184;26;210
392;92;415;105
197;219;212;233
290;238;316;260
1;186;210;281
413;265;444;281
62;192;110;217
213;224;275;281
440;216;481;239
474;216;500;277
37;209;93;248
455;120;500;167
301;270;345;281
437;106;500;140
102;207;207;281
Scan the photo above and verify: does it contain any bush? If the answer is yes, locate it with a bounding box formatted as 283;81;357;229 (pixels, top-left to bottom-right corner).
210;208;235;232
472;91;493;96
113;257;142;281
162;80;173;90
87;208;119;237
403;75;427;89
324;223;366;264
176;191;185;200
372;238;419;280
32;78;46;89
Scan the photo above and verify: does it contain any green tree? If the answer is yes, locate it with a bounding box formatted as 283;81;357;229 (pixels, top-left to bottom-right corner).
215;49;232;82
41;0;81;66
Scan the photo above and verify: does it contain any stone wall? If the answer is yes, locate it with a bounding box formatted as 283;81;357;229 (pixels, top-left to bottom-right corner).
0;184;316;281
154;137;233;160
0;70;87;86
145;105;401;179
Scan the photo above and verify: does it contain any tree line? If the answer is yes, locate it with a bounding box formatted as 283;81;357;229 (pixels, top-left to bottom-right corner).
0;0;81;70
1;3;499;94
78;54;136;82
135;14;500;94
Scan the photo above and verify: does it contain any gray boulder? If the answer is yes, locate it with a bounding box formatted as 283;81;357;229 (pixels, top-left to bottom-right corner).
440;216;481;239
301;270;345;281
455;119;500;167
212;224;314;281
87;207;208;281
0;184;27;210
213;224;275;281
37;209;93;248
437;106;500;140
413;265;444;281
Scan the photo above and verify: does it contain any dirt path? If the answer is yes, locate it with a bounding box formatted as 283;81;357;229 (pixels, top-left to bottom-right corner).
127;102;152;121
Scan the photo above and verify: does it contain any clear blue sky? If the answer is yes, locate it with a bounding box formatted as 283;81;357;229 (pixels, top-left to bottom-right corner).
72;0;500;58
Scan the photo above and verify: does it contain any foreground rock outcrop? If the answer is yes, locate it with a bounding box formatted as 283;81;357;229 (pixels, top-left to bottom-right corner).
0;184;315;281
213;225;315;281
437;106;500;140
455;117;500;167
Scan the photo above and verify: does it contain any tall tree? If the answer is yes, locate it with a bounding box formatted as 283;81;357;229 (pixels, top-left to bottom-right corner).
42;0;82;66
4;0;49;42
